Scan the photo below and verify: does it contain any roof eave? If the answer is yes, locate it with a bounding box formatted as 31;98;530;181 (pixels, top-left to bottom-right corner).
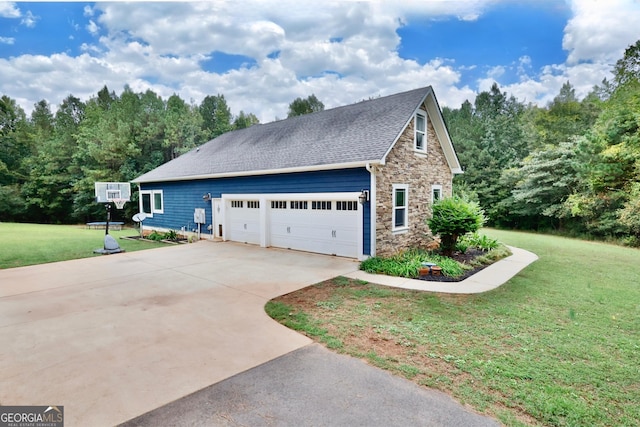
133;160;384;184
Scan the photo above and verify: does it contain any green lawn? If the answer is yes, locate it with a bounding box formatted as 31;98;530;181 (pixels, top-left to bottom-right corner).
0;222;166;269
267;229;640;426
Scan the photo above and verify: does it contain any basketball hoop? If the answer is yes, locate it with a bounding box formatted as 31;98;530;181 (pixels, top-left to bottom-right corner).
112;198;126;209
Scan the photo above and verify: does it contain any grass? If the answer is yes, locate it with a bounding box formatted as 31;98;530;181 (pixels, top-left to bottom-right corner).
266;229;640;426
0;222;167;269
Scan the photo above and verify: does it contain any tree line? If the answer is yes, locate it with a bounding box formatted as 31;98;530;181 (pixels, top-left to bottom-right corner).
0;86;264;223
1;41;639;245
445;40;640;245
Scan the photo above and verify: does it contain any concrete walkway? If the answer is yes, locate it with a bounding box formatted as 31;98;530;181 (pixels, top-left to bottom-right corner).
345;246;538;294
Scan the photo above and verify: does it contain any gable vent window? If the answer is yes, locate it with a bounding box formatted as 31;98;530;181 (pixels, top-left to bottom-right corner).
312;201;332;210
271;201;287;209
231;201;243;208
415;110;427;152
336;201;357;211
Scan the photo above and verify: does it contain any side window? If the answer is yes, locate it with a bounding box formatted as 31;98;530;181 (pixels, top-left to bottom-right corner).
141;192;152;216
392;184;408;231
141;190;163;216
153;191;163;213
415;110;427;152
431;185;442;203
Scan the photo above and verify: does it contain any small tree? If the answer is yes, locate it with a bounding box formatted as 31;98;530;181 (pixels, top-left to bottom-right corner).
287;94;324;117
427;196;485;256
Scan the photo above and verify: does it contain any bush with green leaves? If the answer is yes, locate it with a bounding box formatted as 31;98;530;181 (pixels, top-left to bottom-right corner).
146;231;164;241
360;249;469;278
163;230;179;241
427;197;486;256
458;232;500;251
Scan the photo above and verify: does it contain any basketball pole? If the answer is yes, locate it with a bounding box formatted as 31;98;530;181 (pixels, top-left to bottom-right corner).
104;203;111;238
93;182;129;255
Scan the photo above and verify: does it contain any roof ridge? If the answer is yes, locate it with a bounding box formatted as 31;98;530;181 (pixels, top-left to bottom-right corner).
266;86;430;124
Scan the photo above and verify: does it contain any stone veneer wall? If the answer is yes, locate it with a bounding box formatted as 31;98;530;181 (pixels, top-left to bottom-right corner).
375;112;453;257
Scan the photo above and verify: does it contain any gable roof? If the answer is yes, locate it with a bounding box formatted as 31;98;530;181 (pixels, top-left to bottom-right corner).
134;86;462;183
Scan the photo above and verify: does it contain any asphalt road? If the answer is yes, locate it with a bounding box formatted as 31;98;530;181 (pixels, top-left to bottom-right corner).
120;343;499;427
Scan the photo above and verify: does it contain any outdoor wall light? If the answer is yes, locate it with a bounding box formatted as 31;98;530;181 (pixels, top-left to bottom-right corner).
203;193;212;202
359;190;370;204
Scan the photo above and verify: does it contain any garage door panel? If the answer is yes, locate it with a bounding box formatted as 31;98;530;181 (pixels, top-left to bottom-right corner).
225;195;361;258
227;201;260;245
268;200;359;258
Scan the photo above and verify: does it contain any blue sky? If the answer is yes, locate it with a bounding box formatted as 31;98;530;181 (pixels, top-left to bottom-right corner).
1;1;639;122
398;2;571;87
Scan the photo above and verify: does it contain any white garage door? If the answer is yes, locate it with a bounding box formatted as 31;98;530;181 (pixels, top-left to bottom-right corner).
269;199;360;258
226;200;261;245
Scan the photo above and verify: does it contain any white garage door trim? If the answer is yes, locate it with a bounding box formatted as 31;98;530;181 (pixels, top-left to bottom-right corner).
221;193;364;259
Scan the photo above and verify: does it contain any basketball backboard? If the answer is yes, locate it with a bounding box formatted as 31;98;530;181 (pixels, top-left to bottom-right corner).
95;182;131;204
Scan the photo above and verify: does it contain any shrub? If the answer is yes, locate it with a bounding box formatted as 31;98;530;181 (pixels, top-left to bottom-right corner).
146;231;164;241
427;197;485;256
360;249;469;278
459;232;500;251
163;230;178;241
455;240;469;254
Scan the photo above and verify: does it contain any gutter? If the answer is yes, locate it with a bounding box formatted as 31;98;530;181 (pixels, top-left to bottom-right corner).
133;160;384;184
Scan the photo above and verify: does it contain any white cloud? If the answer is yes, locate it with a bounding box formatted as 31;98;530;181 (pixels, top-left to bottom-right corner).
564;0;640;64
0;1;20;18
86;19;99;36
2;0;640;122
0;36;15;45
517;55;532;80
20;10;37;28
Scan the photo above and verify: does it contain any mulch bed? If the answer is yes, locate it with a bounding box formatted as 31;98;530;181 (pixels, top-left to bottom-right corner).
418;249;493;282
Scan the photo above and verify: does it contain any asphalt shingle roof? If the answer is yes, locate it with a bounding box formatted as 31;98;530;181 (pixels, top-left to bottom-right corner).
134;87;432;183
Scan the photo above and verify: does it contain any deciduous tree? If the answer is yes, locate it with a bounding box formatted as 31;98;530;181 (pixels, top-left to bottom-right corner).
287;94;324;117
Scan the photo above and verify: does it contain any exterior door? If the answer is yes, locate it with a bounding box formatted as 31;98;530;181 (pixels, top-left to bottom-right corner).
212;199;222;237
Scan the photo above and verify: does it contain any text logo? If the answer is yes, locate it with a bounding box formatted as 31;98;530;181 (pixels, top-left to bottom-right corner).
0;406;64;427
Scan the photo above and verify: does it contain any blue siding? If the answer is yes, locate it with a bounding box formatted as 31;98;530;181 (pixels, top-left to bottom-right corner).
139;168;372;255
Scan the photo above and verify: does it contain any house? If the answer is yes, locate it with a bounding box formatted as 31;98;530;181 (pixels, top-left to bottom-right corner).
133;86;462;259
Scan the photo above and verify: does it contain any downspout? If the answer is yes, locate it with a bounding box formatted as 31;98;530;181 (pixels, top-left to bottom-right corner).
366;162;376;257
137;183;143;235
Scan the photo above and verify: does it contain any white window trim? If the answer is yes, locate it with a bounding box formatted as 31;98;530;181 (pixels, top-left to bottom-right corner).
392;184;409;233
431;184;443;204
414;109;427;154
140;189;164;217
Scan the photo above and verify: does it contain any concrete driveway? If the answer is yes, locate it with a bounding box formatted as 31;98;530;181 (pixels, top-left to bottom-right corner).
0;241;359;426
